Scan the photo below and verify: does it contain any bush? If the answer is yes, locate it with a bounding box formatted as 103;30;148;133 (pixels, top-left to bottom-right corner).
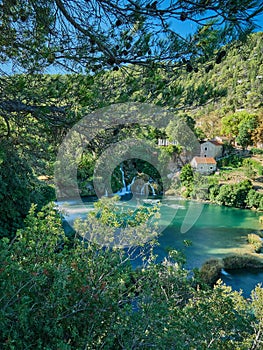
180;164;194;197
180;164;194;187
247;233;263;253
208;184;220;201
0;140;55;238
0;204;262;349
246;189;263;210
200;259;223;286
214;180;253;208
217;154;243;168
251;148;263;155
223;254;263;270
243;158;263;177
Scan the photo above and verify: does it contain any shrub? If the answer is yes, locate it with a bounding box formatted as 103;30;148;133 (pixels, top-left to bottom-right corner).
251;148;263;155
208;184;220;201
223;254;263;270
247;233;263;253
246;189;263;210
180;164;194;187
218;154;243;168
243;158;263;177
214;180;252;208
200;259;223;286
0;140;55;238
180;164;194;197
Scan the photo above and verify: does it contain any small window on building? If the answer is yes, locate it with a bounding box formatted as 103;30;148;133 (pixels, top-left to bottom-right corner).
200;166;203;169
204;155;207;157
210;166;213;169
204;147;207;151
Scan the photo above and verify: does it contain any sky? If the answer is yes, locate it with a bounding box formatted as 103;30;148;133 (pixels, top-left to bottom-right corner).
1;5;263;75
173;11;263;38
254;13;263;30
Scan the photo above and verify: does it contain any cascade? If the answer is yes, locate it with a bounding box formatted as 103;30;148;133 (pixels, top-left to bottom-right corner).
148;183;156;196
118;166;127;194
140;182;156;196
221;268;230;276
120;167;126;188
116;167;157;197
127;176;136;192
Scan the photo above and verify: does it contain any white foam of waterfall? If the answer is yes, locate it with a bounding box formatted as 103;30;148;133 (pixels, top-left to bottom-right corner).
127;176;136;192
141;182;156;196
221;268;230;276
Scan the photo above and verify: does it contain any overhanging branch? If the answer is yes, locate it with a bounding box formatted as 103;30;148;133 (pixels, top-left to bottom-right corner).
0;99;72;127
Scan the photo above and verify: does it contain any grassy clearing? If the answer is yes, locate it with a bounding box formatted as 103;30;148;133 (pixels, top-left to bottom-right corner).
217;154;263;191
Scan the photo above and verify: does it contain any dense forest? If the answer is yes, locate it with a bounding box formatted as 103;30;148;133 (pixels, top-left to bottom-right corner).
1;32;263;232
1;1;263;348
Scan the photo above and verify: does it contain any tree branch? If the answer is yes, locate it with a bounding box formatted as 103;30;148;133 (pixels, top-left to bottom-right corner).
0;99;72;127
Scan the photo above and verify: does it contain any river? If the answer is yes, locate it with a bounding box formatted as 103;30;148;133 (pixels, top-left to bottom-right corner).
57;196;263;298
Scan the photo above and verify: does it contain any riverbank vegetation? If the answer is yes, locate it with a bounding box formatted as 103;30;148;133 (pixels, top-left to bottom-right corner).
199;233;263;286
1;203;263;349
179;153;263;211
222;254;263;270
199;258;224;286
248;233;263;253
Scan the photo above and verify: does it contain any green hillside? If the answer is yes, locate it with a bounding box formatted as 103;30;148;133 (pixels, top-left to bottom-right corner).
82;31;263;137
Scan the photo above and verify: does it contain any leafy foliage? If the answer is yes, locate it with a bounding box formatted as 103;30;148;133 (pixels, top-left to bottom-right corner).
200;259;224;286
246;189;263;210
247;233;263;253
74;196;160;247
1;0;262;74
180;164;194;197
1;203;263;349
0;4;262;347
212;180;253;208
217;154;244;168
0;140;55;238
236;116;259;149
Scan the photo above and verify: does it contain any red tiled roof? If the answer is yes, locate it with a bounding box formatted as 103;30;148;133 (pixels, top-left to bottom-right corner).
209;140;223;146
215;136;229;141
201;140;223;146
192;157;216;164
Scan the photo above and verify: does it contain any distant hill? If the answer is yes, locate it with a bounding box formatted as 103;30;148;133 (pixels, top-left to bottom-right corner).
92;32;263;137
2;32;262;141
183;31;263;136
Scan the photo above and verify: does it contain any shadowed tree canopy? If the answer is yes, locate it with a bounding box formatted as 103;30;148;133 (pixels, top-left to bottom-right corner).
0;0;263;137
0;0;263;74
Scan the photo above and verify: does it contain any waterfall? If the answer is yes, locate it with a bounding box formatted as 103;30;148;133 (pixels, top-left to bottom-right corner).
140;183;146;195
104;189;108;197
116;168;157;197
127;176;136;192
119;166;127;194
221;268;230;276
140;182;156;196
149;183;156;196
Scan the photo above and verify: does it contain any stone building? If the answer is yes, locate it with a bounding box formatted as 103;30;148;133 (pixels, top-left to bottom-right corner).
190;156;217;174
200;140;223;159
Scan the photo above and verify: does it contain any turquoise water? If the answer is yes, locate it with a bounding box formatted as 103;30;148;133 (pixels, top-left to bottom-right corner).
156;197;263;297
156;198;262;268
58;197;263;297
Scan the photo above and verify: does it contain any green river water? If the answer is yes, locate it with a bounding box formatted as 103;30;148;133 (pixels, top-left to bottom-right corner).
59;196;263;298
